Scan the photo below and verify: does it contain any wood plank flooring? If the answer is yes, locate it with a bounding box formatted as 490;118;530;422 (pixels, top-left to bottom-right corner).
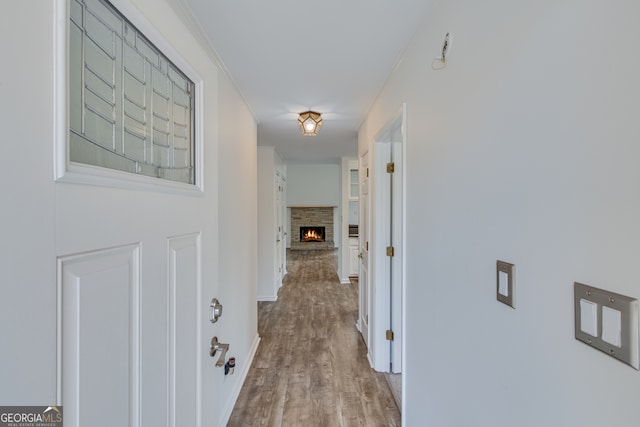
227;249;400;427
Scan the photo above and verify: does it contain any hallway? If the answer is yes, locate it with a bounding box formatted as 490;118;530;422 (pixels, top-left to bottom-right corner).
228;250;400;426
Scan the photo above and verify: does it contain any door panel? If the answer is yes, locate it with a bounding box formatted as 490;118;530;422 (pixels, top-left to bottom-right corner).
59;244;141;427
168;234;201;427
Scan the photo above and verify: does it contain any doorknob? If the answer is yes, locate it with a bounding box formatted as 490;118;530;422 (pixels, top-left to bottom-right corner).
210;298;223;323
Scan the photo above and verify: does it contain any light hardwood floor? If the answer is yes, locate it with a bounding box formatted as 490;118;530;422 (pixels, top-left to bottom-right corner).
227;249;400;427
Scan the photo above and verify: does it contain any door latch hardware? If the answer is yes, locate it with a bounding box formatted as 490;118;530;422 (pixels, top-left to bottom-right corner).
210;298;223;323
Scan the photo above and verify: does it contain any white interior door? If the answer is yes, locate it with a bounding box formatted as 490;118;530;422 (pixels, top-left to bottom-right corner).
389;140;403;373
276;172;284;286
358;152;370;348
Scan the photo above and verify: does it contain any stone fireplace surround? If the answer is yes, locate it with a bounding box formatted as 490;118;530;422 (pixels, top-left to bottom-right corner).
290;207;335;250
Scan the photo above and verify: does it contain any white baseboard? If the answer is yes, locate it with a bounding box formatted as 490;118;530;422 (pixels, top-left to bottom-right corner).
257;295;277;302
367;352;374;369
219;334;261;427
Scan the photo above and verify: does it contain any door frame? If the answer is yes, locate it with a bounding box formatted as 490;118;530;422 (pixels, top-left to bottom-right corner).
358;150;371;352
367;104;406;373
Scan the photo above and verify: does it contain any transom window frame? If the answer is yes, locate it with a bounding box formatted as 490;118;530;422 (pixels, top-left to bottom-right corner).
54;0;205;194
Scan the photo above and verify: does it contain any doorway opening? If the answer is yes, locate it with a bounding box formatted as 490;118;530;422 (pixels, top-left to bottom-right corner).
358;103;406;411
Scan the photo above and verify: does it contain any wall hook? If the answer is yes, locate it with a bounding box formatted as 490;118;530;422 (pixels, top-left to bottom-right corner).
432;32;451;71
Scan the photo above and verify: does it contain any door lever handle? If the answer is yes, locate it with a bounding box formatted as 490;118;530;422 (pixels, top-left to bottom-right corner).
210;336;229;367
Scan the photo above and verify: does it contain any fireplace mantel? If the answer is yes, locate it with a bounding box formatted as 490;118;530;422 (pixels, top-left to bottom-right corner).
288;205;338;208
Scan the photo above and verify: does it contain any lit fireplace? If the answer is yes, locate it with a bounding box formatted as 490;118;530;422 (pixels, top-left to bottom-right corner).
300;226;325;242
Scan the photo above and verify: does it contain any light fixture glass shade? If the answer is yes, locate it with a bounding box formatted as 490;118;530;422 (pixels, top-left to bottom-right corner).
298;111;322;136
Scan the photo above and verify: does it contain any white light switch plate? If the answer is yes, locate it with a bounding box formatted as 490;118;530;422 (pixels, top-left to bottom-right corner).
496;261;515;308
574;282;639;370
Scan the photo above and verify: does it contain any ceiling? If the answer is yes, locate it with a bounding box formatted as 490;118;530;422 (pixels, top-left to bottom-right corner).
179;0;431;164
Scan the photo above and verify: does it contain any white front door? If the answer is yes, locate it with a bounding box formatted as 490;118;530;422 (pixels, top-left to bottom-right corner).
0;2;219;426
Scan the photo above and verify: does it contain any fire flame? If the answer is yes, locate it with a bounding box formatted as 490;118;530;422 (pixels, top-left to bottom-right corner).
304;230;322;240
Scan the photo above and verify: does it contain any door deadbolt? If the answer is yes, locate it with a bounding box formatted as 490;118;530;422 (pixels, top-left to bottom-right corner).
210;298;223;323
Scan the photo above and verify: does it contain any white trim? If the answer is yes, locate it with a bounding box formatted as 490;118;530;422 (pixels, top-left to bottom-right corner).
257;295;278;302
400;103;408;421
371;141;392;371
357;149;370;353
219;334;261;427
367;104;407;373
54;0;205;195
53;0;68;184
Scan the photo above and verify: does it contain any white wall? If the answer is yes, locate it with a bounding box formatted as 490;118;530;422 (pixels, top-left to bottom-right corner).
257;147;283;300
287;164;340;206
360;1;640;426
216;52;259;421
0;1;57;405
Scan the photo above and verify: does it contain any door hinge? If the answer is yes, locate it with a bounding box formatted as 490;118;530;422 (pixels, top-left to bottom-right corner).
386;246;395;257
386;162;395;173
366;167;369;178
365;241;369;251
386;329;394;341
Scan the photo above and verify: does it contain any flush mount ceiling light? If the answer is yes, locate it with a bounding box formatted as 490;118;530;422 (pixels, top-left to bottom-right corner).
298;111;323;136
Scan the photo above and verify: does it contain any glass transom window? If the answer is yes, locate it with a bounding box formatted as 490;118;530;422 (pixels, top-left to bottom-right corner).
69;0;196;184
